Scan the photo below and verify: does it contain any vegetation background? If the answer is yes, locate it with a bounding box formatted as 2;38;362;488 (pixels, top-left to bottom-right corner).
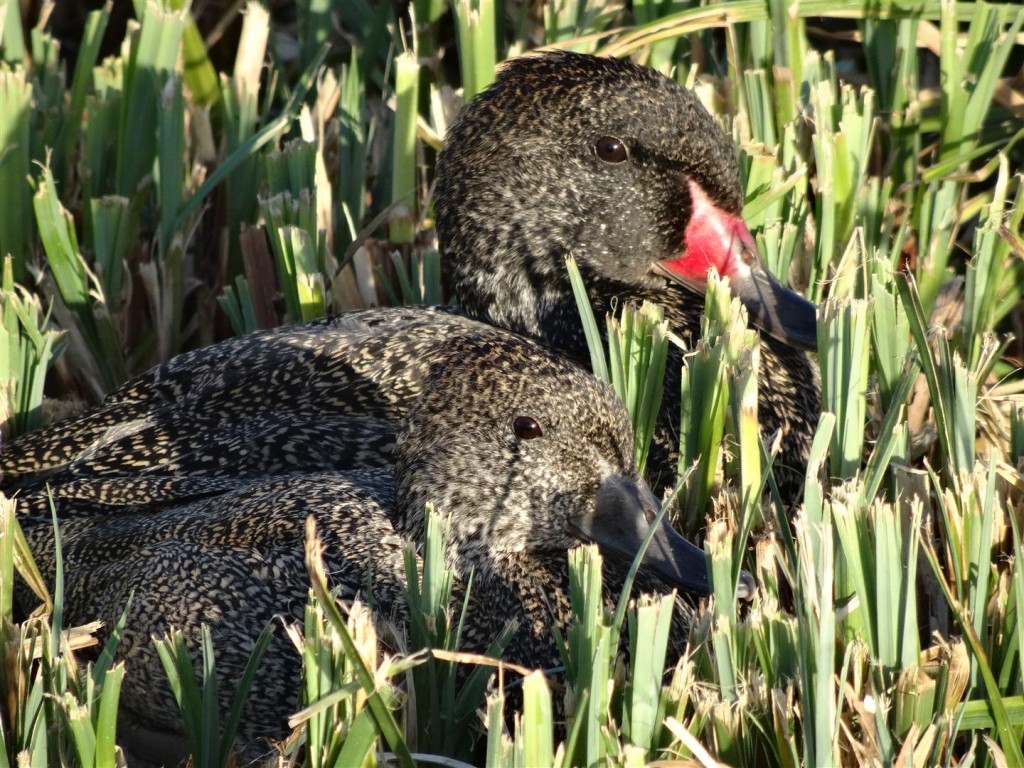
1;0;1023;766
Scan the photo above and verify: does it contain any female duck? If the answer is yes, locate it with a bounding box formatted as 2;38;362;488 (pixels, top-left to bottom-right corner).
22;332;714;757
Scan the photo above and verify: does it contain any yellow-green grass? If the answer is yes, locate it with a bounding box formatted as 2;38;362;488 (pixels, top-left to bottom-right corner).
1;1;1023;765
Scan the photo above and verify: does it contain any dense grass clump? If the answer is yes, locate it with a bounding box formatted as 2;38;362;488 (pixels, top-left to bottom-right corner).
1;1;1023;765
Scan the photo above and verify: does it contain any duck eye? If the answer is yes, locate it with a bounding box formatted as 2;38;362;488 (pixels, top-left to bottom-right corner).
513;415;544;440
595;136;627;163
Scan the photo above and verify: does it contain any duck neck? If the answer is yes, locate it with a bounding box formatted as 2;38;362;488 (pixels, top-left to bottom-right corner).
449;256;674;362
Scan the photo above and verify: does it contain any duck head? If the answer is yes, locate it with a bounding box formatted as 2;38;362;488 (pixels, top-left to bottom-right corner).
393;334;712;596
436;51;817;352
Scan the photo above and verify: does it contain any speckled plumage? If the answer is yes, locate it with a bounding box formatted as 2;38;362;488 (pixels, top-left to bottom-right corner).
22;334;695;757
436;51;820;493
3;308;490;521
0;50;819;761
2;52;818;511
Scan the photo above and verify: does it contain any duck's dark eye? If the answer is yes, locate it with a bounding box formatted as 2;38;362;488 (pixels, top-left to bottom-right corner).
513;415;544;440
595;136;627;163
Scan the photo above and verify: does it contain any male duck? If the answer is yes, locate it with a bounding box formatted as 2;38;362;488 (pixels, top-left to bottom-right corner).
436;51;820;493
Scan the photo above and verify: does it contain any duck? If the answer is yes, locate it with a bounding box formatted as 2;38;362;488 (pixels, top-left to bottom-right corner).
20;330;713;759
436;51;820;495
1;52;818;513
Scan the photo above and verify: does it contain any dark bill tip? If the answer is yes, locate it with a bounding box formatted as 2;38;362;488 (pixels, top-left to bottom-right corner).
729;266;818;352
569;473;710;596
651;260;818;352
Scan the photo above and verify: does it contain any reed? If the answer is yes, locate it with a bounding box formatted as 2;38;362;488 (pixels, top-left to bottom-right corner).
2;1;1022;765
